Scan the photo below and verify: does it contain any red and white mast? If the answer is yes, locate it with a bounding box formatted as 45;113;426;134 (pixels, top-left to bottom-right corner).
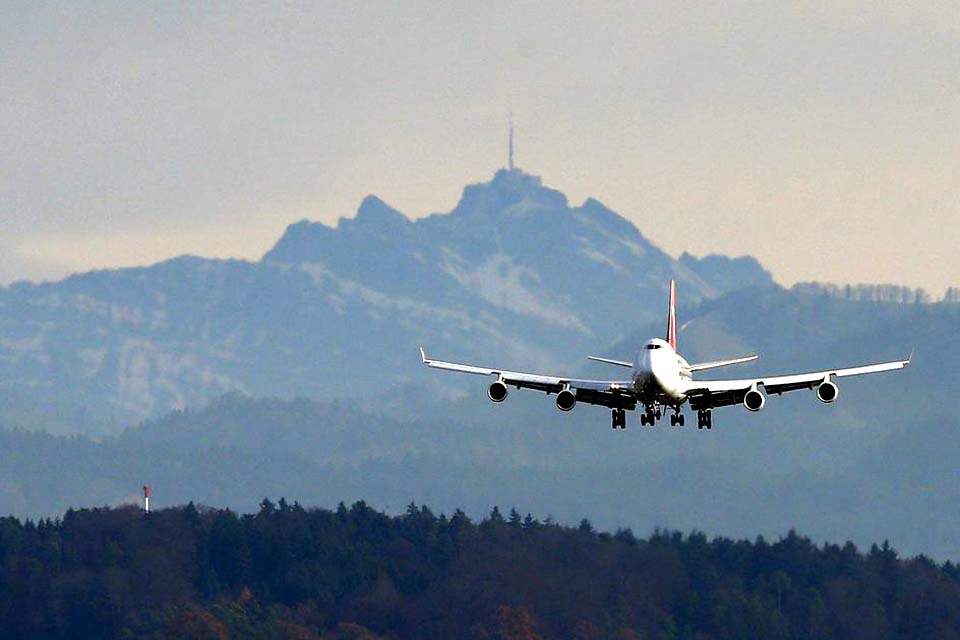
143;484;152;513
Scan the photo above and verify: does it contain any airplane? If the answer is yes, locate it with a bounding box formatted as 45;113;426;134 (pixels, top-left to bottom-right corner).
419;280;911;430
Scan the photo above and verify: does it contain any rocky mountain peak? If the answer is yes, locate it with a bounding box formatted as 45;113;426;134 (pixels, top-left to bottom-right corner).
452;169;568;218
353;195;410;227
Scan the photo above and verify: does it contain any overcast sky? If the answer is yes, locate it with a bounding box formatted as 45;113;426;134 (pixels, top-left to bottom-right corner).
1;2;957;293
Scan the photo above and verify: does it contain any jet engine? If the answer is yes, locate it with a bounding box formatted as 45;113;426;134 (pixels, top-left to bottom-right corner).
556;388;577;412
743;388;766;412
817;380;839;404
488;380;508;403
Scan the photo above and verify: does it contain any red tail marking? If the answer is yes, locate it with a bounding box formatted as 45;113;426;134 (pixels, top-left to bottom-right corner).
666;279;677;351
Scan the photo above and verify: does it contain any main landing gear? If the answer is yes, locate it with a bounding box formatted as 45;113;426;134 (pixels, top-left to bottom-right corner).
610;406;705;430
697;409;713;430
636;404;687;427
639;405;660;426
611;408;626;430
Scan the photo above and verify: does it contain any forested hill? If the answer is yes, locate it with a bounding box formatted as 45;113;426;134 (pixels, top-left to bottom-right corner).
1;502;958;640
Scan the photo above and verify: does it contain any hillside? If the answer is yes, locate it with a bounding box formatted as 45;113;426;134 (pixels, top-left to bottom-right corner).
0;169;771;434
2;280;959;563
0;169;956;562
0;501;957;639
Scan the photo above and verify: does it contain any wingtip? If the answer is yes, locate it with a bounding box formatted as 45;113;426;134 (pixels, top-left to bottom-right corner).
906;348;914;365
419;346;428;363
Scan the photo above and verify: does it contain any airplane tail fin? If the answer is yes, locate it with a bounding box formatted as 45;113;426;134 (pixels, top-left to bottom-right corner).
666;279;677;351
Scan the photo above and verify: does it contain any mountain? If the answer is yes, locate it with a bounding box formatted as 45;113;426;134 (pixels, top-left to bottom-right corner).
0;169;771;433
2;278;959;561
679;252;774;293
2;168;957;560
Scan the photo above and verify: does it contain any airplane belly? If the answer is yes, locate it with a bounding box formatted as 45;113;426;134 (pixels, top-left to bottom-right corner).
649;366;686;402
654;376;684;400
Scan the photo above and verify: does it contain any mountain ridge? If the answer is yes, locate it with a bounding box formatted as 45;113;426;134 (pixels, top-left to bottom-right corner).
0;169;772;431
0;282;957;558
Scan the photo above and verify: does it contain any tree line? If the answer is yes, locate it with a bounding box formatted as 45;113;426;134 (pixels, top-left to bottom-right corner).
0;500;958;639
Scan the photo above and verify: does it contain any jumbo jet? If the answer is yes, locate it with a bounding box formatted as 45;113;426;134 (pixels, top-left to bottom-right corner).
420;280;910;430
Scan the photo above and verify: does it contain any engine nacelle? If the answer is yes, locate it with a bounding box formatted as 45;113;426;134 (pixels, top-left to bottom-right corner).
743;388;766;412
817;380;839;404
488;380;508;403
556;388;577;412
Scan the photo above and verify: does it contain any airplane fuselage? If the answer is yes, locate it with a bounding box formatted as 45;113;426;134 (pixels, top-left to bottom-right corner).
632;338;687;404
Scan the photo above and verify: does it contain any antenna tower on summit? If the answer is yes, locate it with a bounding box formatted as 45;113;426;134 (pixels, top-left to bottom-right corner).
508;113;515;170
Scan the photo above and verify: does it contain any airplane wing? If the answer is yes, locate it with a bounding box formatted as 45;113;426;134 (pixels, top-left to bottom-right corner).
586;355;633;368
420;347;637;409
683;355;911;410
685;354;758;373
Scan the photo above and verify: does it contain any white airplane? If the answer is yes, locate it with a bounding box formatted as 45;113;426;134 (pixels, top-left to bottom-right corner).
420;280;910;430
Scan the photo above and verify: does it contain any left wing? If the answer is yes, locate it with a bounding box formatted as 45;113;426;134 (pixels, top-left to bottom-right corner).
685;354;758;373
683;355;911;410
587;355;634;368
420;347;636;409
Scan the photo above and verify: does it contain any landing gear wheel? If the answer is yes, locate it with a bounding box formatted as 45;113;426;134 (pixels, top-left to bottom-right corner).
611;408;626;430
639;412;648;427
670;412;685;427
697;409;713;430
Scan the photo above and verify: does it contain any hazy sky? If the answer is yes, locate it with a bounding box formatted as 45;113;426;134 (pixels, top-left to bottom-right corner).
1;2;958;293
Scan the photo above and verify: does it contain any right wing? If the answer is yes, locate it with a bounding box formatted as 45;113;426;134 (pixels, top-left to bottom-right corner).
683;355;911;410
420;347;637;410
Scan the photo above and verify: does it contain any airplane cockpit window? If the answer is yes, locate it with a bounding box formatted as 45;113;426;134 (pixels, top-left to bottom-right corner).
646;344;661;350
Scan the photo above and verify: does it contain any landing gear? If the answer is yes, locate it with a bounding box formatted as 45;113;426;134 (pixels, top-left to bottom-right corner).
639;406;657;427
611;408;626;430
697;409;713;430
669;411;685;427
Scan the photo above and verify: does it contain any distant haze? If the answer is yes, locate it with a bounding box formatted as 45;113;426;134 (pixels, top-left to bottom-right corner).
1;3;958;292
